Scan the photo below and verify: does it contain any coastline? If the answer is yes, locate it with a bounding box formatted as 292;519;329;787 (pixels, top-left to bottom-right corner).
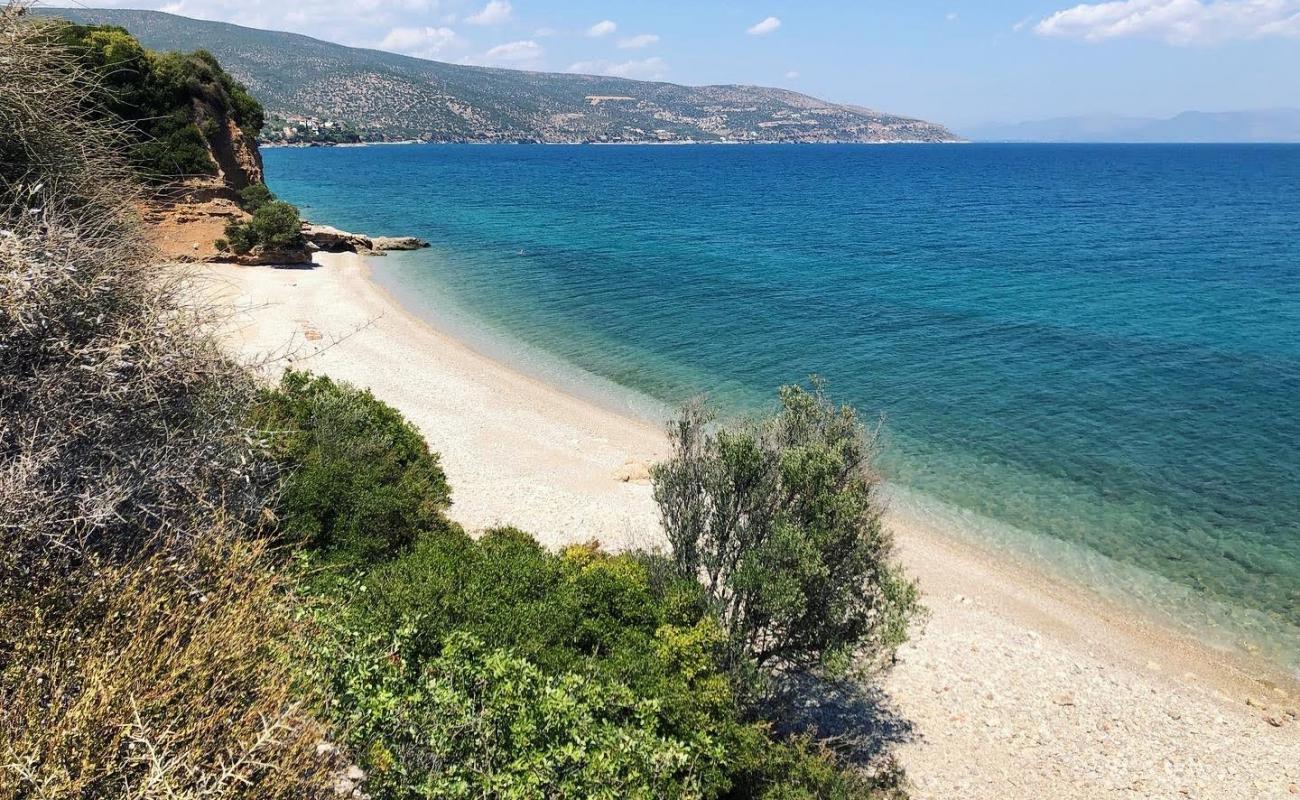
198;251;1299;800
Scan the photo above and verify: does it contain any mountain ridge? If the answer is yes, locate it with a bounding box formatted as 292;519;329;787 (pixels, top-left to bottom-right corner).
964;109;1300;143
41;7;960;145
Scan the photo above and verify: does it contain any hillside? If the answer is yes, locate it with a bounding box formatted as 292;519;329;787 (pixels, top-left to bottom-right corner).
41;7;958;145
964;109;1300;143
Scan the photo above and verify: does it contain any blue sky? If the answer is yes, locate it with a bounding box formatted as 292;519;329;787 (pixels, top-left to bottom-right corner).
64;1;1300;130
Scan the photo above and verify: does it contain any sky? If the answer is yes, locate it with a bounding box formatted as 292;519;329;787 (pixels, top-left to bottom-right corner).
49;0;1300;130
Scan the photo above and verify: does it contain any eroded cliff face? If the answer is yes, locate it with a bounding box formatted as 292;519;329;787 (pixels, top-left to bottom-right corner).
208;115;264;193
147;103;267;262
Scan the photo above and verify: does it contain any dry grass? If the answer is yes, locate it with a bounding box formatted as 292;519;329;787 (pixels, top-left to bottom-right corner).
0;538;343;800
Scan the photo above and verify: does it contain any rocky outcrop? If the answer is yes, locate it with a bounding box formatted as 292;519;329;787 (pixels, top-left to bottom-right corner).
221;244;314;266
301;223;429;255
207;116;264;192
370;236;428;251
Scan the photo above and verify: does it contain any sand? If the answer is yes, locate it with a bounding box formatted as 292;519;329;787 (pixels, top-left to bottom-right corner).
198;252;1300;800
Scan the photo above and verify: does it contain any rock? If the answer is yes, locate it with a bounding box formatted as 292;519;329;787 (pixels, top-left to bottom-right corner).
614;460;651;483
220;244;314;266
371;235;429;251
302;223;428;254
302;223;372;253
345;765;366;782
1246;697;1268;710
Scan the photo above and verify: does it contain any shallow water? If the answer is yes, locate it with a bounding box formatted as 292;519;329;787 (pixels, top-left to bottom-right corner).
264;143;1300;670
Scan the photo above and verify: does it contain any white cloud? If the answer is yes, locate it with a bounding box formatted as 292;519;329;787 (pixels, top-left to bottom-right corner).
466;0;512;26
533;26;558;37
947;11;960;22
747;16;782;35
379;25;459;58
567;56;668;80
785;70;800;79
1034;0;1300;45
480;39;543;67
587;19;618;37
618;33;660;49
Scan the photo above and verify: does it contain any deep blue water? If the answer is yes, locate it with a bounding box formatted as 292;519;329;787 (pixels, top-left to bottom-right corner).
264;143;1300;669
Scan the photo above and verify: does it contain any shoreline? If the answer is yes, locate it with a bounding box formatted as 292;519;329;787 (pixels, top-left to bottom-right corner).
199;251;1299;799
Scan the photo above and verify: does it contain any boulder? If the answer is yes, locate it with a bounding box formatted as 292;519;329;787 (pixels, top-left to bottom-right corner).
371;235;429;251
302;223;372;253
301;223;429;254
222;244;315;266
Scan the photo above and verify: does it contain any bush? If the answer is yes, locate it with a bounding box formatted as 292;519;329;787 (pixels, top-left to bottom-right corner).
253;371;452;563
314;526;881;799
219;199;303;255
1;14;340;798
239;181;275;212
1;9;267;580
652;380;919;680
253;199;305;247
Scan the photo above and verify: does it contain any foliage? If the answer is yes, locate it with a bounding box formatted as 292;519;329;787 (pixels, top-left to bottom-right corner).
255;369;908;797
253;371;452;563
310;527;885;799
239;181;275;212
218;199;304;254
50;21;264;181
652;380;920;679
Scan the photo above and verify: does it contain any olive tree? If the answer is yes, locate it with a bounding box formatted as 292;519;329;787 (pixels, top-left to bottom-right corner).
651;380;918;679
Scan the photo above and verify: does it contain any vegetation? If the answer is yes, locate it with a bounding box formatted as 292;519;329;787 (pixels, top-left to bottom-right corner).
0;9;336;797
3;8;916;798
50;20;263;181
217;198;304;255
652;382;920;682
239;181;275;211
253;371;453;563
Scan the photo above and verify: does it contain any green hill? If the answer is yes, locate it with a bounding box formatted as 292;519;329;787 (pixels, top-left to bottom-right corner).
40;7;959;145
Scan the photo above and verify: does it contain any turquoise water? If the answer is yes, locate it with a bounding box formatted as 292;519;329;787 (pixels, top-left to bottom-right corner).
264;143;1300;670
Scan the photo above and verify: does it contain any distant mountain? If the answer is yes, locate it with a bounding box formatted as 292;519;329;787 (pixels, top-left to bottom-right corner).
964;110;1300;143
41;8;959;145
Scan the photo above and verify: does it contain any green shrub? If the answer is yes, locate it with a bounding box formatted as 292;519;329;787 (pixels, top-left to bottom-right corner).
219;199;303;254
251;199;304;248
315;528;880;799
258;374;905;797
253;371;452;564
239;182;275;212
652;380;920;680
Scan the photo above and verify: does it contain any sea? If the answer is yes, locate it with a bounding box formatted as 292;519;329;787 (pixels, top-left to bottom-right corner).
263;143;1300;674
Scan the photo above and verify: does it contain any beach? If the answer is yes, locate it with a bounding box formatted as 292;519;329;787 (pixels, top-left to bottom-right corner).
199;252;1300;800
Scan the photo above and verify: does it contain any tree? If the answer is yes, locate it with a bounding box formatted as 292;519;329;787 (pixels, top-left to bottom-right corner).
651;380;918;679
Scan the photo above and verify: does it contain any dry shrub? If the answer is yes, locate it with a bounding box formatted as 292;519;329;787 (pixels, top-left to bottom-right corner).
0;537;343;799
1;7;345;797
0;3;268;583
